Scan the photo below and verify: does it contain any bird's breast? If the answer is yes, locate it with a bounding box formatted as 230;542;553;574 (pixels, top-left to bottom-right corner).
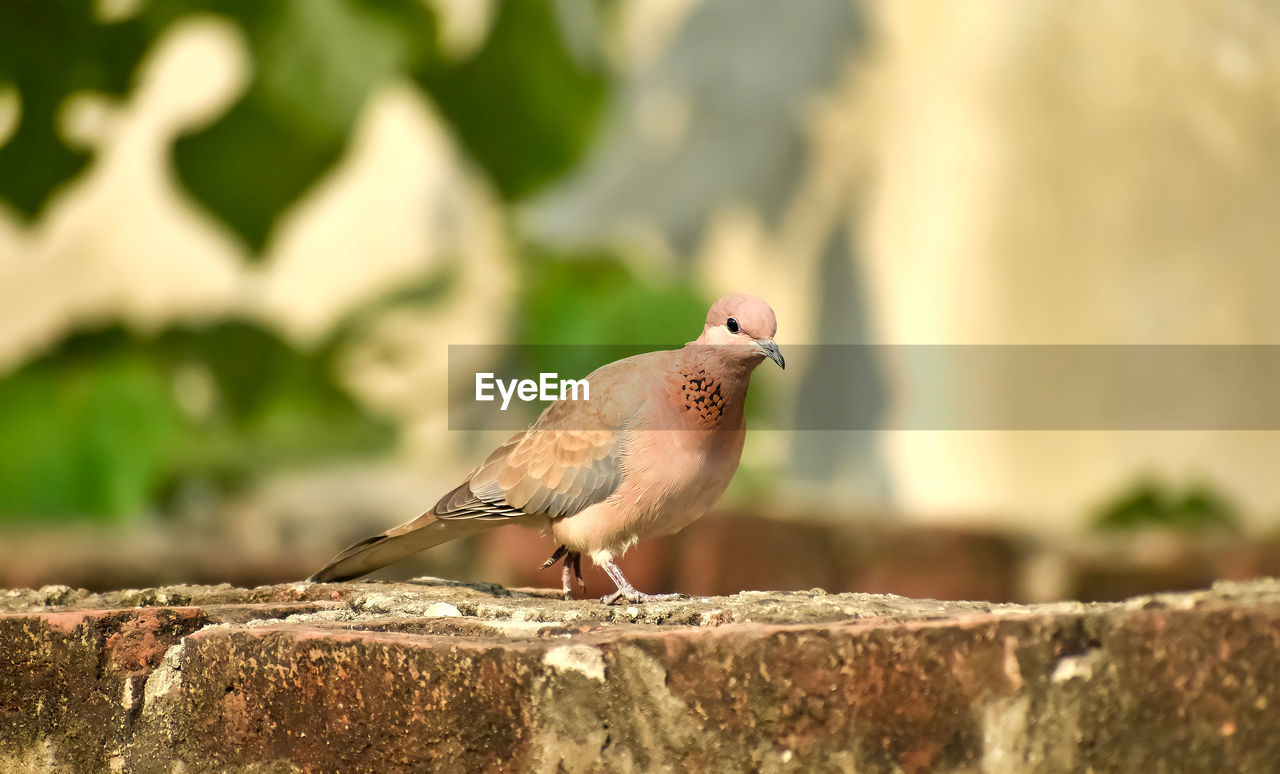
625;426;744;517
551;425;746;557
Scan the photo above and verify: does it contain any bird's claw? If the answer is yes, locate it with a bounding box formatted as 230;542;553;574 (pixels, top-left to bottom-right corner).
540;544;568;570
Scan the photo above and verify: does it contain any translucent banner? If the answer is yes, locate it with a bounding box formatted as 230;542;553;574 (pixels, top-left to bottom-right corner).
447;345;1280;430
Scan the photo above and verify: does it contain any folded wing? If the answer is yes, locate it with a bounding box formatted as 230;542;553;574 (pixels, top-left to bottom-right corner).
433;426;622;521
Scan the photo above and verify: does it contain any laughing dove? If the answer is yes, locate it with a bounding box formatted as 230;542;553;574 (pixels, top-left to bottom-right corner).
309;294;784;603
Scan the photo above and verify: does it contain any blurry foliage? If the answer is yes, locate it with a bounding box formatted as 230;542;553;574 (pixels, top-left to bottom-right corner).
0;1;613;520
0;342;180;519
0;0;154;215
173;0;440;250
1092;479;1241;533
420;0;606;201
0;324;393;522
517;245;707;346
0;0;608;250
176;0;605;250
511;244;707;382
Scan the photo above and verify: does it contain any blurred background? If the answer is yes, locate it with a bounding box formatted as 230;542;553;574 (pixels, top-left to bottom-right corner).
3;0;1280;602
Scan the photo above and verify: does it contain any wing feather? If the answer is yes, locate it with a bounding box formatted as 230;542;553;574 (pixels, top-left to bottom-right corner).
428;352;666;522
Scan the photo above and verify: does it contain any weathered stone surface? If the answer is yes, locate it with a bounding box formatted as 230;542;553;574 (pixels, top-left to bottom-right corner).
2;578;1279;772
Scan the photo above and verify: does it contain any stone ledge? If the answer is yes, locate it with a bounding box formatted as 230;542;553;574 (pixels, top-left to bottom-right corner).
2;579;1279;772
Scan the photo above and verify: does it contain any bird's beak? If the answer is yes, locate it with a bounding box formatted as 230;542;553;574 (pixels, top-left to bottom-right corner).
755;339;785;369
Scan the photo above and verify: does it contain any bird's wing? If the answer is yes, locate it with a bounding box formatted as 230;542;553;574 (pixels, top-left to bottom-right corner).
432;353;663;522
433;427;623;520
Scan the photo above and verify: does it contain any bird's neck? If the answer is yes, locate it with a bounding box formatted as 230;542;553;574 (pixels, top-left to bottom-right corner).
681;343;763;383
671;346;762;429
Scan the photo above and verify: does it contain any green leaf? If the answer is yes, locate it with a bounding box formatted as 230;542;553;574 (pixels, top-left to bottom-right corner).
1092;479;1241;533
0;0;153;215
0;1;609;249
517;245;706;345
419;0;607;200
510;244;707;381
172;0;439;252
0;333;181;520
0;323;395;522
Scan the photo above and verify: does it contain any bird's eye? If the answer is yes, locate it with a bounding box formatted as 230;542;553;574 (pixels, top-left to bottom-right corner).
726;317;739;333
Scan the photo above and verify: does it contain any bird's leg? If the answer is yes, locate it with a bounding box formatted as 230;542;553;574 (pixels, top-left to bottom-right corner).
558;551;585;600
541;545;577;600
542;545;585;601
571;552;586;595
560;558;575;601
599;560;683;605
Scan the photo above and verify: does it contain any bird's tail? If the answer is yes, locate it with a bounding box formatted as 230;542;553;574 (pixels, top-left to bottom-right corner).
308;512;490;583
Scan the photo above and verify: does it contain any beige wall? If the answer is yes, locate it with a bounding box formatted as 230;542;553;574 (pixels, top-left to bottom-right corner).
858;1;1280;527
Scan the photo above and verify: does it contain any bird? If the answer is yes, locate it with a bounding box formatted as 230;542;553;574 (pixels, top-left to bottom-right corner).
309;294;784;604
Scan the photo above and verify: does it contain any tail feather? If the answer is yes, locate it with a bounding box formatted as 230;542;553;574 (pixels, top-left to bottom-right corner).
308;513;489;583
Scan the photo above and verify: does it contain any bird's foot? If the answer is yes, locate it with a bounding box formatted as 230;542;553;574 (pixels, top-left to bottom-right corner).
544;545;585;600
601;590;685;606
598;558;683;605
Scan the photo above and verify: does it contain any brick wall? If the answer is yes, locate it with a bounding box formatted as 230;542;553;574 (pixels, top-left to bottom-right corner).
3;579;1279;771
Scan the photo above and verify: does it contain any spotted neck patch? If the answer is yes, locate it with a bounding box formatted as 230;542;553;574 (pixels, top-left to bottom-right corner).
679;367;728;426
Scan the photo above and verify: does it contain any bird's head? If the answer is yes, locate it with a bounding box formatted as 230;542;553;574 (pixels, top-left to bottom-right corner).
694;294;784;369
